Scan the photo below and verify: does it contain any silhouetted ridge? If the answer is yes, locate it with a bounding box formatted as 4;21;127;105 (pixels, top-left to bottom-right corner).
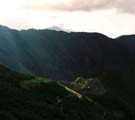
0;25;132;80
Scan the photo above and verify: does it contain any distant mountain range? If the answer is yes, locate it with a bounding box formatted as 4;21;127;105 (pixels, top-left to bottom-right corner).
0;25;134;80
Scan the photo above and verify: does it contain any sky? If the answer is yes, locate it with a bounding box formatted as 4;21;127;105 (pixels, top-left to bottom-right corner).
0;0;135;37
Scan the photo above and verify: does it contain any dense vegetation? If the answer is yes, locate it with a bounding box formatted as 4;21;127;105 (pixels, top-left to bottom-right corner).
0;65;135;120
0;65;102;120
0;25;135;119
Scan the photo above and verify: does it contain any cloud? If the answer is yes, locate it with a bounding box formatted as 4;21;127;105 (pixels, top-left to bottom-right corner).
25;0;135;14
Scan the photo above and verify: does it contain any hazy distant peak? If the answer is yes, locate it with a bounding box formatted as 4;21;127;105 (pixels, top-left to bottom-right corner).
46;26;71;33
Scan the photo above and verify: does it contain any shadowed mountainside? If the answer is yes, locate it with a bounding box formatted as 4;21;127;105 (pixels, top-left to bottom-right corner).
0;25;135;119
0;25;132;81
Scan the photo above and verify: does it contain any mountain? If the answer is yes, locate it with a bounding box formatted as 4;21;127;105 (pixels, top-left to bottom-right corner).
116;35;135;56
46;26;70;32
0;65;100;120
1;25;135;119
0;64;134;120
0;25;131;81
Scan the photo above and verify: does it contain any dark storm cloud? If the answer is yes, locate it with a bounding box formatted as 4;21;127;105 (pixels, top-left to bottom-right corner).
26;0;135;14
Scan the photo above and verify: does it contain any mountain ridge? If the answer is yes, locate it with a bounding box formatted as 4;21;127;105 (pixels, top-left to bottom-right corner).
0;25;133;80
1;24;135;38
0;25;135;119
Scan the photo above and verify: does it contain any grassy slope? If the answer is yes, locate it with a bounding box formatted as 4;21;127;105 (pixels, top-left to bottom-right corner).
0;65;107;120
0;65;135;120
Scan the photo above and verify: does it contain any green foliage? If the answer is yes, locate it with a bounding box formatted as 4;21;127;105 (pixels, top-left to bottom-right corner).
0;65;106;120
0;65;135;120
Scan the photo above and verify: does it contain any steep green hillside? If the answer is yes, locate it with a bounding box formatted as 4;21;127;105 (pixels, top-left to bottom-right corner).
0;65;135;120
0;65;104;120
